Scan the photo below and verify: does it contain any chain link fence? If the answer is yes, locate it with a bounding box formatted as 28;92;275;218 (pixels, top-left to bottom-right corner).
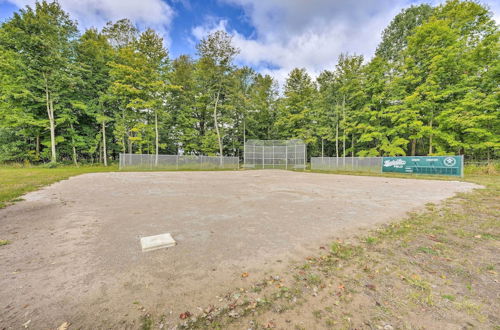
311;157;382;173
119;153;239;170
244;139;306;170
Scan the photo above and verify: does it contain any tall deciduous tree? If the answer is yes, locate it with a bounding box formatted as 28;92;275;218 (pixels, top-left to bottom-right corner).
76;28;114;165
196;31;239;162
276;68;317;145
0;1;78;162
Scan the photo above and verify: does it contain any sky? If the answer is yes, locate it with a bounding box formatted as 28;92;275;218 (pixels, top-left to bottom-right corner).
1;0;498;84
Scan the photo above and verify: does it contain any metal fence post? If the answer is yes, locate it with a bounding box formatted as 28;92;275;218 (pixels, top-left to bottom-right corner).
461;155;464;177
272;145;275;169
262;145;265;169
285;145;288;170
304;145;306;170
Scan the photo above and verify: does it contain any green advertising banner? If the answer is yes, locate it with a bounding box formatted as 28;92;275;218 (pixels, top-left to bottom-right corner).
381;156;463;177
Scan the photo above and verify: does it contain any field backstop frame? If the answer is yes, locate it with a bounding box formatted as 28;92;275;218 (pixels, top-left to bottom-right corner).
243;139;306;170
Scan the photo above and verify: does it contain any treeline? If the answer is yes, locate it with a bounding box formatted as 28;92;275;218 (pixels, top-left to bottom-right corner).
0;0;498;164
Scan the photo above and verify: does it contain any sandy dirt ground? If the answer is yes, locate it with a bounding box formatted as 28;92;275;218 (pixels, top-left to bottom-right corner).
0;170;479;329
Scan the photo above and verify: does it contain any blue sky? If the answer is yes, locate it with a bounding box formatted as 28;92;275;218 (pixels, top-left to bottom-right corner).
1;0;498;84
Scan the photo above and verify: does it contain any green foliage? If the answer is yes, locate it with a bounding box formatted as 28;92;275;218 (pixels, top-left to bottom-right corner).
0;0;498;163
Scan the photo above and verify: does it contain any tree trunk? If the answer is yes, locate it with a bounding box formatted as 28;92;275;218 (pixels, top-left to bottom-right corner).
35;134;40;160
98;141;102;164
44;77;56;163
102;120;108;166
243;118;246;159
128;131;132;154
155;110;159;167
213;89;223;165
342;95;346;163
411;139;416;156
321;138;324;158
351;134;355;157
69;122;78;166
335;121;339;158
428;118;433;155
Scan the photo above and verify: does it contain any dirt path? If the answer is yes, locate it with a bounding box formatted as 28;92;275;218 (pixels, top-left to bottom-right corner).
0;171;478;328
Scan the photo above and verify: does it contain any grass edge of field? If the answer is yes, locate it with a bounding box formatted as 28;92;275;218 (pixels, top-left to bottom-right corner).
167;172;499;329
2;164;492;209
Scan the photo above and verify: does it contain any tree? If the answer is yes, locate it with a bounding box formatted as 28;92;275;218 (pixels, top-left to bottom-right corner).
332;54;365;158
76;28;114;165
0;1;78;163
376;4;434;65
196;31;239;162
102;19;138;49
135;29;171;164
275;68;317;145
399;0;499;157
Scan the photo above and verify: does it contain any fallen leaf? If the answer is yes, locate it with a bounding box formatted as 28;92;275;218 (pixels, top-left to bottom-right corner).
266;320;276;328
241;272;249;278
179;311;192;319
58;322;70;330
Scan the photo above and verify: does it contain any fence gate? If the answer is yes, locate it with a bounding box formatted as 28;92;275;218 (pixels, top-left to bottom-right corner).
243;139;306;170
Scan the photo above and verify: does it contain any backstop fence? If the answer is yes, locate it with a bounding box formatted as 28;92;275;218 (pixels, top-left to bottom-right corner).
243;139;306;170
311;157;382;173
119;153;239;170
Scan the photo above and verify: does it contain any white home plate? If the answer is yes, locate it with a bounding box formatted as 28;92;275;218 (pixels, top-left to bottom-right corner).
140;233;176;252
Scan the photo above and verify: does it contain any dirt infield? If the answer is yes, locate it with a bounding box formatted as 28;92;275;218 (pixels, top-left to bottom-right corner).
0;170;479;328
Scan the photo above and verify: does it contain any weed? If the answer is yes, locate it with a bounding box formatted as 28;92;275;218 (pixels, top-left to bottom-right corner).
140;314;153;330
455;299;483;319
441;294;456;301
306;273;322;286
325;318;336;327
364;236;378;245
330;242;362;260
312;309;323;319
0;240;11;246
416;246;438;255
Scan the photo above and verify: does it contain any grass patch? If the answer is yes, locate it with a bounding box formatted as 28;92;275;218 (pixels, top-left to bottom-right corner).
416;246;439;255
330;242;362;260
0;165;117;208
441;294;456;301
0;164;245;209
0;239;11;246
140;314;153;330
364;236;379;245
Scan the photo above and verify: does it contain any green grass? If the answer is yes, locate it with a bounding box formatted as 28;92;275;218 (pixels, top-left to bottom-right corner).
0;163;239;208
0;165;117;208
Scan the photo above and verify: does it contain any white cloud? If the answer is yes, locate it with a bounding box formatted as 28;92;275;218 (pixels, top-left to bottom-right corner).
193;0;499;85
189;0;406;84
3;0;175;42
